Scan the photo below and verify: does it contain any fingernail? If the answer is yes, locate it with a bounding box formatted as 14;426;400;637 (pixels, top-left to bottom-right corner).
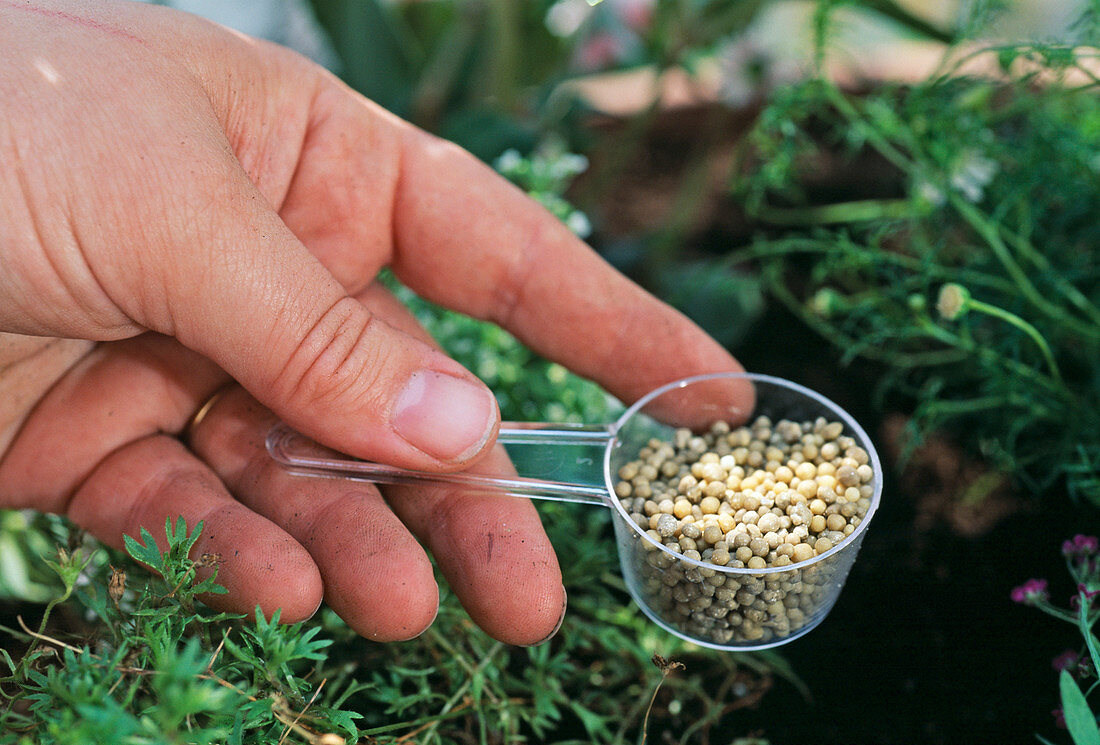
393;371;497;463
527;588;568;647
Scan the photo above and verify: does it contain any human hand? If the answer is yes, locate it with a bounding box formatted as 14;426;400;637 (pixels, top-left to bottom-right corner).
0;0;750;643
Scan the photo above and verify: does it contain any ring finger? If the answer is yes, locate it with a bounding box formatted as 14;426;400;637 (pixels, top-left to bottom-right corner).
0;334;326;621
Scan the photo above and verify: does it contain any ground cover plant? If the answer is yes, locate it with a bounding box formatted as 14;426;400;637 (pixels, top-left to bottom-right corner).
0;510;784;743
4;0;1100;742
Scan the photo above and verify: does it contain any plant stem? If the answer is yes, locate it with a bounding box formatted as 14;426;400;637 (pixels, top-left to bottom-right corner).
402;635;504;743
750;198;914;226
951;195;1100;340
729;237;1018;295
997;224;1100;330
759;264;967;369
820;74;1100;341
1080;592;1100;678
821;81;913;173
860;0;955;44
1033;599;1083;625
914;317;1067;404
639;673;666;745
965;297;1062;382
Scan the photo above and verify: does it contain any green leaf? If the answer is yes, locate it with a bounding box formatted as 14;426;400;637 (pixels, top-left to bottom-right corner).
228;710;246;745
123;527;163;573
295;624;334;660
1089;629;1100;678
568;701;611;739
1061;669;1100;745
312;706;363;738
306;0;418;114
221;636;262;670
192;573;230;597
174;516;203;558
43;548;88;590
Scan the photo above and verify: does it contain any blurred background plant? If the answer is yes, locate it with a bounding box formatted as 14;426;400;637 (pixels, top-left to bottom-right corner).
5;0;1100;742
727;23;1100;507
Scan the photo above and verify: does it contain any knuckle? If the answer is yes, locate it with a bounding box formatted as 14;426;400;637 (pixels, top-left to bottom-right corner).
271;297;388;413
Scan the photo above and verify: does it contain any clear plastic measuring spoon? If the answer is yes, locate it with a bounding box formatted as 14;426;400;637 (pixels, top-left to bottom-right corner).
267;372;882;650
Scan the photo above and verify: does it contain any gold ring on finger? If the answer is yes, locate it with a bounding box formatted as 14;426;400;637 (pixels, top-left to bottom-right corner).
185;384;235;442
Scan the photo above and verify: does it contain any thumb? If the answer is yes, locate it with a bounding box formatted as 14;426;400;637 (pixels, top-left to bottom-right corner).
131;163;499;471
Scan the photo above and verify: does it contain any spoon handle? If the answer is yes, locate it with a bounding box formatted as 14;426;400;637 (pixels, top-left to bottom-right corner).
266;422;614;505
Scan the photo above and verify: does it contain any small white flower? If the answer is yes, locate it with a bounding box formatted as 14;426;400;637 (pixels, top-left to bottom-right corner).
557;153;589;177
915;178;947;208
950;150;998;203
936;283;971;321
494;149;523;175
566;211;593;238
545;0;593;37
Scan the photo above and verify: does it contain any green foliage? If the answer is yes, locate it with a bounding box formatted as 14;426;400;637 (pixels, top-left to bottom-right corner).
0;513;72;603
124;518;229;606
1061;669;1100;745
636;0;770;69
494;139;593;238
0;519;359;744
305;0;570;159
303;0;795;161
0;463;781;743
730;35;1100;505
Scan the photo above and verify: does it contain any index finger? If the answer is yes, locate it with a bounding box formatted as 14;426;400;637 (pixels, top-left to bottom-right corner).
390;130;752;409
272;75;749;410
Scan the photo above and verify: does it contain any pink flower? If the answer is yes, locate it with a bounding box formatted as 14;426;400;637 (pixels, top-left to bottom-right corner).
1011;578;1049;605
1053;707;1066;730
613;0;654;33
575;31;623;71
1052;650;1079;672
1054;648;1095;680
1071;583;1100;610
1063;534;1099;558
